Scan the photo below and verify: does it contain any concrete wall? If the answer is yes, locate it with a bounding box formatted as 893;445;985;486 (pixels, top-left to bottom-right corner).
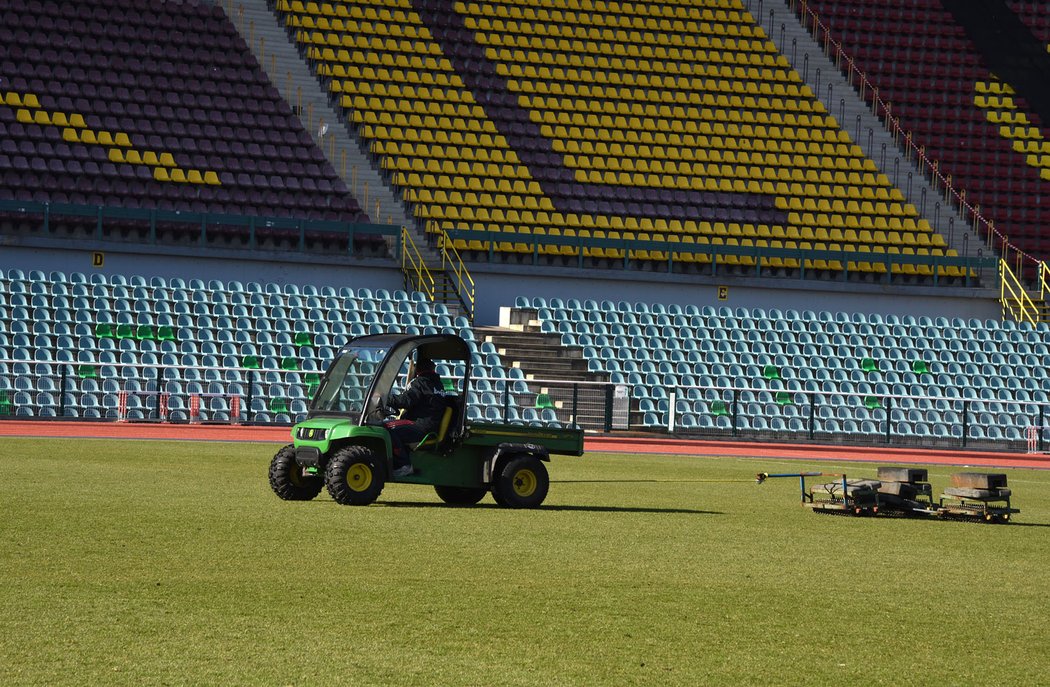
0;242;405;292
3;242;1001;325
468;265;1002;325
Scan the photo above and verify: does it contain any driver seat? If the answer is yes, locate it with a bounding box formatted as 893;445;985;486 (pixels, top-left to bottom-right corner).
412;396;461;452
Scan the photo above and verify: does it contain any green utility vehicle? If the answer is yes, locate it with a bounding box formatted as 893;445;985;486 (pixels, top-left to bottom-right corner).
268;333;584;507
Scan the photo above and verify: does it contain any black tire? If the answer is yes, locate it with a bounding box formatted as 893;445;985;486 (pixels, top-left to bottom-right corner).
492;455;549;509
434;485;487;506
269;444;323;501
325;446;386;506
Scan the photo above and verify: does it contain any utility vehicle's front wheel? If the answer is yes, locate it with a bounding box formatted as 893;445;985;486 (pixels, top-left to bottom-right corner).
434;485;487;506
492;456;549;509
325;446;386;506
269;444;324;501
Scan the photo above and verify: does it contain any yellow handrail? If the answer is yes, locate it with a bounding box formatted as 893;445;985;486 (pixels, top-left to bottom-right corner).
1039;261;1050;302
999;259;1039;325
441;233;475;321
400;227;435;300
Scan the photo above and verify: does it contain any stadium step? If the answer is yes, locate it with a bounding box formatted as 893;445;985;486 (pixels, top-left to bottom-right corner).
767;0;978;262
476;326;613;430
235;0;417;234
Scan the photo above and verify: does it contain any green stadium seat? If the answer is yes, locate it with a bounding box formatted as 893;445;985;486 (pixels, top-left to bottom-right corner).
535;393;554;409
762;364;781;380
861;357;877;373
77;365;98;379
281;357;299;371
95;323;114;339
294;332;312;347
242;355;261;369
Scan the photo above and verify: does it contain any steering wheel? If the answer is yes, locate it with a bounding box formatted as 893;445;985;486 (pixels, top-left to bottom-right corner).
367;393;391;421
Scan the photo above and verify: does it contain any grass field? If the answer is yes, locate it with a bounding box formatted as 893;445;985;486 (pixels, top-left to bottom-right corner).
1;438;1048;686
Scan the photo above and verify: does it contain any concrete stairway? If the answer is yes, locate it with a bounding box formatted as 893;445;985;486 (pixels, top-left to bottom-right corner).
228;0;418;232
760;0;982;260
475;325;612;431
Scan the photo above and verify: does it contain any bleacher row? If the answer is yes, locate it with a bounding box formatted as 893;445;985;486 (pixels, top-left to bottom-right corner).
279;0;965;276
809;0;1050;258
0;269;558;425
0;0;365;225
518;297;1050;443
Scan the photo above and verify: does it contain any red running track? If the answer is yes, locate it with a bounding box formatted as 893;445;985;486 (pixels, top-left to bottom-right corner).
2;421;1048;469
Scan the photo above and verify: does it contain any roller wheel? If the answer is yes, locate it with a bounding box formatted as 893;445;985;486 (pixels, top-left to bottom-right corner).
492;455;549;509
325;446;385;506
434;485;487;506
269;444;323;501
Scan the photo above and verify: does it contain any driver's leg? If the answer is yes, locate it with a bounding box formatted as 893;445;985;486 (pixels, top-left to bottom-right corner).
391;424;424;476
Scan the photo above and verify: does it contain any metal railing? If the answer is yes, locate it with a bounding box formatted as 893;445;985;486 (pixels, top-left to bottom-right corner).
1000;259;1042;324
400;226;436;300
647;382;1045;451
0;198;403;256
444;229;996;286
440;237;476;323
0;359;1042;451
781;0;1039;273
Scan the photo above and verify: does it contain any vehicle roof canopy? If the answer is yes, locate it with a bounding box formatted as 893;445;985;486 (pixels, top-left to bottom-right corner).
338;333;471;362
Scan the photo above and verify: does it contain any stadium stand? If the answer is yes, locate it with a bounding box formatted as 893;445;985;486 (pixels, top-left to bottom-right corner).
806;0;1050;260
0;0;1038;454
0;0;368;244
276;0;971;279
0;269;539;424
512;296;1047;446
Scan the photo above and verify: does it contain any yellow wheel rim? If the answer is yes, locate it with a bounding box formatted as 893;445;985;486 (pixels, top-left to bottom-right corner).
512;468;537;498
346;463;373;492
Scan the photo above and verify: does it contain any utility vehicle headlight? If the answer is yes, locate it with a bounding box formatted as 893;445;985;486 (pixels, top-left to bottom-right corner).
297;427;328;441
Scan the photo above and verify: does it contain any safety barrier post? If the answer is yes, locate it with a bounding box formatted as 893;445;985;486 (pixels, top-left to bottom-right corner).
159;393;169;423
190;395;201;424
117;390;128;422
571;383;579;429
884;397;892;444
731;389;738;437
230;394;241;425
247;371;255;424
961;400;969;448
59;365;68;417
502;380;510;423
154;372;163;421
604;384;614;433
808;393;816;440
1040;405;1046;453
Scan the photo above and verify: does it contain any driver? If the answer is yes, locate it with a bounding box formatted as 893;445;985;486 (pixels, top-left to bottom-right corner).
387;358;446;477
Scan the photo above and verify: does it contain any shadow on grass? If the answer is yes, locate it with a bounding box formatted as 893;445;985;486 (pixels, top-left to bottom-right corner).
379;501;724;515
1002;521;1050;528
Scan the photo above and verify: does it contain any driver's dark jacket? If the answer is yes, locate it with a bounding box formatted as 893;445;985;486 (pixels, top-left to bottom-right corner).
388;372;446;433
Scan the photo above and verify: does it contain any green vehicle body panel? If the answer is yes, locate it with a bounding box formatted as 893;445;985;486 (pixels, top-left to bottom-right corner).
293;418;391;456
462;422;585;456
291;419;583;489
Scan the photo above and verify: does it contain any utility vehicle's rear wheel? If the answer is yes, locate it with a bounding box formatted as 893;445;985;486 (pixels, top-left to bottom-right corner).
492;456;549;509
325;446;385;506
434;485;487;506
269;444;323;501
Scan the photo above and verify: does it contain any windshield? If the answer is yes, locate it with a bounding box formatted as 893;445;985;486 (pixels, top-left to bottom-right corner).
310;345;389;415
